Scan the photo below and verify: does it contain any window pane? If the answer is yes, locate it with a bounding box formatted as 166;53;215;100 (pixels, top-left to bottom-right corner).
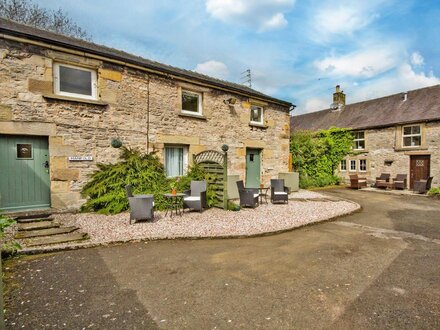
340;160;346;170
412;136;421;146
17;144;32;159
355;131;364;139
403;126;412;135
250;106;262;122
182;91;199;113
165;147;183;177
403;137;412;146
350;160;356;170
412;125;421;134
358;140;365;149
360;160;366;171
59;66;92;96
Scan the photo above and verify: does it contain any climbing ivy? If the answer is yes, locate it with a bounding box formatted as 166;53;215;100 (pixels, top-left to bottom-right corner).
291;127;354;188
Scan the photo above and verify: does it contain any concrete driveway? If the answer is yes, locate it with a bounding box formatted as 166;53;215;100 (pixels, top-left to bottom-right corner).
4;189;440;329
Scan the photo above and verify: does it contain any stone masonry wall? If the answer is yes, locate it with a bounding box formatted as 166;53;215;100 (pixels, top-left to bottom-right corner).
337;122;440;188
0;39;290;210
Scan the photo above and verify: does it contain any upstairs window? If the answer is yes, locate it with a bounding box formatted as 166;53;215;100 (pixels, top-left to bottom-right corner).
340;159;347;171
250;105;263;125
353;131;365;150
54;63;97;100
402;125;421;147
181;90;203;115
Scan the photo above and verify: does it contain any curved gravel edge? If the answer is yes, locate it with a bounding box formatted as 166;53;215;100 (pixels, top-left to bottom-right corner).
19;195;361;255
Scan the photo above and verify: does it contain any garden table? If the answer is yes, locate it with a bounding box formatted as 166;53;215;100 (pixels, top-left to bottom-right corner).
163;193;185;217
258;187;270;204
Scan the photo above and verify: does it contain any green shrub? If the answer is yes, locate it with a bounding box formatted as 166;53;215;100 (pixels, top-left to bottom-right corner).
227;200;240;211
81;148;221;214
81;148;171;214
428;187;440;198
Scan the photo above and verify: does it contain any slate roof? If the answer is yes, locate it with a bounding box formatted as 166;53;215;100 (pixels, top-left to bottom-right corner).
0;18;292;107
291;84;440;131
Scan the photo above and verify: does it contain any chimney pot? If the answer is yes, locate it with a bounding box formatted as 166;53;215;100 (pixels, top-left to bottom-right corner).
332;85;346;108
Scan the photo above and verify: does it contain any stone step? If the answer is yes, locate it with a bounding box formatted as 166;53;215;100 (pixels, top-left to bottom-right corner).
16;217;54;224
15;226;78;239
24;232;88;247
15;213;52;220
17;221;59;231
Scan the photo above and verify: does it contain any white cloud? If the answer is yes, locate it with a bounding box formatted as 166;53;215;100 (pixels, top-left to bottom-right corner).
194;60;230;80
410;51;424;66
315;46;400;78
302;97;330;113
205;0;294;31
311;0;391;41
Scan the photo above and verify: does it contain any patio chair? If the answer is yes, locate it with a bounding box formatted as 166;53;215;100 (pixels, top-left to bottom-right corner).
375;173;391;189
236;180;259;208
413;176;433;194
125;184;155;223
183;180;207;212
270;179;289;204
349;174;367;189
392;174;407;190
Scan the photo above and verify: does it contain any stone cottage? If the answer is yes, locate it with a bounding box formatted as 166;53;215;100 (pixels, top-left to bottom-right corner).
291;85;440;189
0;18;292;212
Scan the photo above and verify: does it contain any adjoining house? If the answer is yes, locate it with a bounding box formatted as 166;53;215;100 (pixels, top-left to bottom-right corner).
291;85;440;189
0;18;292;212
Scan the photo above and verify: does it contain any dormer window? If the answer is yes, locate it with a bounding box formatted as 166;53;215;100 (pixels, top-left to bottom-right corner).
54;63;97;100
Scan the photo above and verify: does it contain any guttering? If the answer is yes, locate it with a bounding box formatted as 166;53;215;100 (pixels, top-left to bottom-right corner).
0;29;293;108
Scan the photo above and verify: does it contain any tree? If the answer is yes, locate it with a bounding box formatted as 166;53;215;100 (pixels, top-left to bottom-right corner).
0;0;91;40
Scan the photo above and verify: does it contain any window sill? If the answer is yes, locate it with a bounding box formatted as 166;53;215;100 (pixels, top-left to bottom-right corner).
249;122;268;129
395;146;427;152
178;112;207;120
43;94;108;106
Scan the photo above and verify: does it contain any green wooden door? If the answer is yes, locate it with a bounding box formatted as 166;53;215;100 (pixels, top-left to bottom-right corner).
0;135;51;211
246;148;261;188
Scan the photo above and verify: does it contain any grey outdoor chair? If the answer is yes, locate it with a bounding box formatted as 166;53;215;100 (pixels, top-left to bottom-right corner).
393;174;407;190
413;176;433;194
183;180;207;212
270;179;289;204
125;184;154;223
236;180;259;208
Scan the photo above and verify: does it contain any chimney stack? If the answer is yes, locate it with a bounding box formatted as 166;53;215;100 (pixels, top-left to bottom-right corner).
333;85;346;107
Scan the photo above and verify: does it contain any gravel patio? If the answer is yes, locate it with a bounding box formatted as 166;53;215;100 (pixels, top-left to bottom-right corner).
43;190;360;248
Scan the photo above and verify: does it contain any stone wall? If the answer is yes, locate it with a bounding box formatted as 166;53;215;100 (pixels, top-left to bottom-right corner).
0;39;290;211
337;122;440;188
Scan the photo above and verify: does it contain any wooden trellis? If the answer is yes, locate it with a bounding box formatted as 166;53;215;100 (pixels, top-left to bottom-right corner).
193;150;228;209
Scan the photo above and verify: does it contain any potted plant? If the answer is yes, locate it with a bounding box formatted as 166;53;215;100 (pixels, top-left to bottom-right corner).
170;177;180;195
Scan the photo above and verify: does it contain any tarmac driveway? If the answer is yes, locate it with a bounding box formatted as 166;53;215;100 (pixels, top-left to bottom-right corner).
4;189;440;329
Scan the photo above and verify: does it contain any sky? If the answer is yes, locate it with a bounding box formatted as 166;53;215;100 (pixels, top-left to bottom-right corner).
39;0;440;114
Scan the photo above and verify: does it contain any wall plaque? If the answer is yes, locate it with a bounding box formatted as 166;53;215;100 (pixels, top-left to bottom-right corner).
68;156;93;161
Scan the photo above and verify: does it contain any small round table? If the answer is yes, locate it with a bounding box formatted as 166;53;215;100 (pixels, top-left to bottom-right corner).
258;187;270;204
163;193;185;217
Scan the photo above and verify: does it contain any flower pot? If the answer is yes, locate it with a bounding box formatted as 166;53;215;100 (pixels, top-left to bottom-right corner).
171;188;177;195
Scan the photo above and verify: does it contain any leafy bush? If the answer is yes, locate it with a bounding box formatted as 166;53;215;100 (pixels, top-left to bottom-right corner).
291;127;353;189
81;148;170;214
0;214;21;254
428;187;440;198
226;201;240;211
81;148;220;214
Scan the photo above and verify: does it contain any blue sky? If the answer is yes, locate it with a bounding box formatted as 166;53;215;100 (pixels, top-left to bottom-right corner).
40;0;440;114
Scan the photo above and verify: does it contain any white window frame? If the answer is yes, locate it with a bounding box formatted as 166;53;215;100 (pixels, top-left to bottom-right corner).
353;131;365;150
181;90;203;115
349;160;357;172
53;63;97;100
340;159;347;172
402;125;422;147
164;144;189;177
250;105;264;125
359;159;367;172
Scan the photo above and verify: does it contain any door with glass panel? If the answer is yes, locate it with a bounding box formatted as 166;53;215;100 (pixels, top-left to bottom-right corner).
0;135;51;211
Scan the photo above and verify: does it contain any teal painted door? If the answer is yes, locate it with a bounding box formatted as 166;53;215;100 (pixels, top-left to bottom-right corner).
246;148;261;188
0;135;50;211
